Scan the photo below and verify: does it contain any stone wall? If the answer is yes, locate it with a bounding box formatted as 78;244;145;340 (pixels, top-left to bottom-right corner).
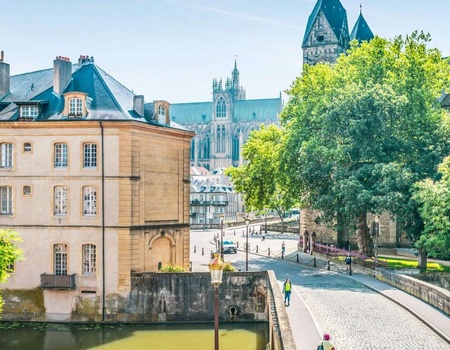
375;269;450;317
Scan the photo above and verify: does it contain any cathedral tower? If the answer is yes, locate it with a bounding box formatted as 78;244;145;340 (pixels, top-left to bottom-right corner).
302;0;350;65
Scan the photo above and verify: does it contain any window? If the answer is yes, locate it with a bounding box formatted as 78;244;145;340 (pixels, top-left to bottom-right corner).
54;244;67;275
54;186;68;215
0;186;13;215
23;186;31;196
83;186;97;216
23;143;32;152
20;106;39;119
1;143;13;168
158;106;166;124
82;244;96;274
216;97;226;118
54;143;68;168
69;98;83;116
83;143;97;168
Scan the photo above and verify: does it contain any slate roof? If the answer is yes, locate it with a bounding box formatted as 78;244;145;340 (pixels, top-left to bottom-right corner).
0;59;171;127
350;13;374;43
302;0;348;47
169;97;281;125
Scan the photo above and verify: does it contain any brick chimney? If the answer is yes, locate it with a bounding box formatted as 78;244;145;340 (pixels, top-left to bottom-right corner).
78;55;93;66
133;95;144;116
0;51;10;97
53;56;72;95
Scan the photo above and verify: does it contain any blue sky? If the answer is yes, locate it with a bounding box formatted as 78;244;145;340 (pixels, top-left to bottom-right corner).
2;0;450;103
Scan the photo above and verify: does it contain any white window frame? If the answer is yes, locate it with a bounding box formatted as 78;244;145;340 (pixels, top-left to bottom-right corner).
83;143;97;168
1;143;13;168
54;143;68;168
69;98;83;116
158;106;166;124
82;244;96;274
20;106;39;119
216;97;226;118
0;186;13;215
83;186;97;216
54;186;68;215
54;244;67;275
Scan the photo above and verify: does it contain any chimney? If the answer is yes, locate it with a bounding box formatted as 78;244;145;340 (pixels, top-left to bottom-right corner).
78;55;93;66
0;51;10;97
133;95;144;116
53;56;72;95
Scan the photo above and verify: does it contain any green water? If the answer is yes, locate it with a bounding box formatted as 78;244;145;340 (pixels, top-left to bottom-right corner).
0;322;268;350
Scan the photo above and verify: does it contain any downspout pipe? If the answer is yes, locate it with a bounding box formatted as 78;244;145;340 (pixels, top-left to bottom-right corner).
100;121;106;321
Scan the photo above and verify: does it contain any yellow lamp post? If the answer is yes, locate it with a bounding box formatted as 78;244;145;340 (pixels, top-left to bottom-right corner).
209;253;225;350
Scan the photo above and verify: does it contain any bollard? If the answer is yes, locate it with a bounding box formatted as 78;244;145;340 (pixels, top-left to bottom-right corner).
296;253;299;263
234;230;236;235
194;245;196;253
313;257;317;267
202;247;204;256
327;261;330;270
237;241;239;248
268;248;271;256
282;251;284;259
256;245;258;253
349;264;352;275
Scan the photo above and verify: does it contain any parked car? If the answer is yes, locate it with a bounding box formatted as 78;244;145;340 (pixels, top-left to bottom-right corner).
222;239;237;254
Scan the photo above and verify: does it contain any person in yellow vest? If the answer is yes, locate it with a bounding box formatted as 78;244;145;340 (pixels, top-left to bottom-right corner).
283;278;291;306
317;333;335;350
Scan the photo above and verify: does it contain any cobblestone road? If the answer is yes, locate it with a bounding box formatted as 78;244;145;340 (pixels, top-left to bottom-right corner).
295;269;450;349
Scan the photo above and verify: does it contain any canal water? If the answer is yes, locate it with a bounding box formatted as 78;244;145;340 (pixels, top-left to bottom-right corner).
0;322;268;350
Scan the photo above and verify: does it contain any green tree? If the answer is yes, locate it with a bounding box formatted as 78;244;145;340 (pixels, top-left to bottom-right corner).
413;156;450;260
0;229;24;315
226;124;295;231
281;32;450;255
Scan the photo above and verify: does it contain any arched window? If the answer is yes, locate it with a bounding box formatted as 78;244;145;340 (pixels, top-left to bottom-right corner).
203;137;210;159
190;139;195;160
54;244;68;275
232;133;240;161
0;186;13;215
221;126;226;153
82;244;96;274
83;186;97;216
54;186;68;215
216;126;221;152
216;97;226;118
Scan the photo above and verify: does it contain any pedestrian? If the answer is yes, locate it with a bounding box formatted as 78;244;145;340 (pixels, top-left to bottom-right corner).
262;231;266;241
281;241;286;256
345;254;352;271
317;333;335;350
282;278;291;306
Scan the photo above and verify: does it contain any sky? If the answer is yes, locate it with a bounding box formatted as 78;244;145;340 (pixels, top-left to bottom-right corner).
2;0;450;104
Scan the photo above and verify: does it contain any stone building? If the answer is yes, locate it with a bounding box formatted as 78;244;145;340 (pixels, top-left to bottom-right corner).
0;53;193;320
299;0;405;249
169;61;283;171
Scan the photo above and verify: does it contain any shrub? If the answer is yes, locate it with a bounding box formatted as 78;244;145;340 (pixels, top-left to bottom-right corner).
223;262;236;272
160;263;184;272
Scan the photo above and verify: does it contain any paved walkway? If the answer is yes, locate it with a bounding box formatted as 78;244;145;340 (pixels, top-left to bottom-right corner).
191;228;450;349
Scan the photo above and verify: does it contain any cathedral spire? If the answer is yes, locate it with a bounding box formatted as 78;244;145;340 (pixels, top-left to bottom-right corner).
350;5;374;44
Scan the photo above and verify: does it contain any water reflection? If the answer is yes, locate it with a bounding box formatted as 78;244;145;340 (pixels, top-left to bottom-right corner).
0;322;268;350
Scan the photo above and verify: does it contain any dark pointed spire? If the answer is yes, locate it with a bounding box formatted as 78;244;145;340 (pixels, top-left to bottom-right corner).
350;8;374;43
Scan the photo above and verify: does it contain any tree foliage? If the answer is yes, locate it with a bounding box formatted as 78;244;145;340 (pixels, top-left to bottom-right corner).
0;229;24;315
413;156;450;259
225;124;296;225
281;32;450;255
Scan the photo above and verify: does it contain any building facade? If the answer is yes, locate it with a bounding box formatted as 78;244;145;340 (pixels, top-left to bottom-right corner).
0;54;193;321
169;61;283;171
189;166;238;229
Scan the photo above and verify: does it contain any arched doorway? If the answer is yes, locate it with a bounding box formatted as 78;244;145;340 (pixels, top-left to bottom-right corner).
148;236;173;271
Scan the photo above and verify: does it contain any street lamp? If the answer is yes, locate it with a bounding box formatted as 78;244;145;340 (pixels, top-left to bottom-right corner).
220;214;224;260
244;215;250;271
374;214;380;269
209;253;225;350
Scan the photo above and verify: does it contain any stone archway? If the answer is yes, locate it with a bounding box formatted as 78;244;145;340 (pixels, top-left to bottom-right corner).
147;234;174;271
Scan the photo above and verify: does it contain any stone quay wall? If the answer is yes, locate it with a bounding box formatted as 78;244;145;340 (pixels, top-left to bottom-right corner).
375;269;450;317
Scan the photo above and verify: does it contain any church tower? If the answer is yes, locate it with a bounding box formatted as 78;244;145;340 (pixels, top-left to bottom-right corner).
350;6;374;43
302;0;350;65
210;60;247;170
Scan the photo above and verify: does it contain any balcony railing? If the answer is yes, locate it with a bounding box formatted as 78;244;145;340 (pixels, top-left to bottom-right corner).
40;273;76;290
